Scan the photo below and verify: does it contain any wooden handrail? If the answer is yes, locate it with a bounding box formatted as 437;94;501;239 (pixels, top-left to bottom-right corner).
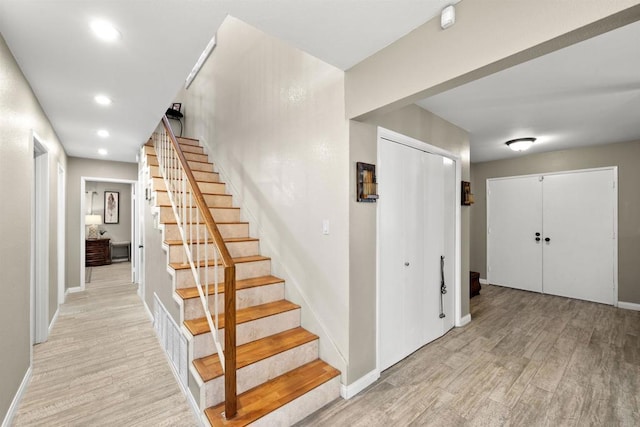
160;116;237;418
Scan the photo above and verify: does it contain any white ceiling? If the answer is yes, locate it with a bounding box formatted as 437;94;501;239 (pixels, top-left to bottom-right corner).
417;19;640;163
0;0;455;163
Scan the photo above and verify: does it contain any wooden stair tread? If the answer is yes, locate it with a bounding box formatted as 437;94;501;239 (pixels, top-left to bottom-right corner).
163;220;248;225
175;275;284;300
165;237;259;247
155;189;230;197
146;153;211;165
194;327;318;381
169;255;269;270
205;359;340;426
157;203;237;210
184;300;299;336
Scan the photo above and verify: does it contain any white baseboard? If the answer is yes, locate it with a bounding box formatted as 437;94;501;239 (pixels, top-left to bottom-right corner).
1;366;32;427
340;369;380;400
141;297;154;321
65;285;84;294
618;301;640;311
456;313;471;327
48;308;60;335
161;342;205;427
480;278;489;285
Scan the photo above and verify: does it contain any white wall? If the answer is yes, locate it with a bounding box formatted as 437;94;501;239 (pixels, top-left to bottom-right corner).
179;16;350;375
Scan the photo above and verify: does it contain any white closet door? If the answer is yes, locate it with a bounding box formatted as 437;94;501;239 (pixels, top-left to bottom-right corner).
378;139;411;370
487;176;543;292
542;170;615;304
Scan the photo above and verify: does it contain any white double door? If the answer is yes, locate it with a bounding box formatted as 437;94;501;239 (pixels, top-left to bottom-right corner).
487;168;616;304
379;138;455;371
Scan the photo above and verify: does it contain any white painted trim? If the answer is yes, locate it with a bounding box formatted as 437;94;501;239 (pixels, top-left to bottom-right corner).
32;132;49;344
48;308;60;335
141;295;154;321
57;163;66;305
376;127;462;374
79;176;137;290
66;286;84;294
618;301;640;312
340;369;380;399
480;278;489;285
1;366;32;427
456;313;471;327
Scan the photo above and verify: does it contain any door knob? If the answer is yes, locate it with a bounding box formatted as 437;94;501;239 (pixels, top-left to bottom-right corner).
544;237;551;242
535;237;541;242
535;232;541;236
404;262;410;266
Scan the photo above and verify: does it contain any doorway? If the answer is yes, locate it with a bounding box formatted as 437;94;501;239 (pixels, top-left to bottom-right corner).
487;167;617;304
377;128;461;372
31;133;49;344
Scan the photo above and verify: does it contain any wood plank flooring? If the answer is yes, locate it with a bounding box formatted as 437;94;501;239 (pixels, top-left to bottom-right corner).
12;262;198;426
298;285;640;426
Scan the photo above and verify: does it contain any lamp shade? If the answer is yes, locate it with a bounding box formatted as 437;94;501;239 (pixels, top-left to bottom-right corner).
506;137;536;152
85;214;102;225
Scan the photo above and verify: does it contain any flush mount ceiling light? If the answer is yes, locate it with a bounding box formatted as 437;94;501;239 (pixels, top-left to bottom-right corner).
97;129;109;138
98;148;108;156
94;94;112;106
506;137;536;152
90;19;121;42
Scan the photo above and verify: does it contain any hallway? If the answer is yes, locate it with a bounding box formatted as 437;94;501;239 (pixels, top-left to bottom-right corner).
13;263;197;426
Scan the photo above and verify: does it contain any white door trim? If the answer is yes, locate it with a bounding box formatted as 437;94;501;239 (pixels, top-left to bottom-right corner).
79;176;138;290
57;163;66;304
486;166;618;306
376;126;462;374
32;131;49;344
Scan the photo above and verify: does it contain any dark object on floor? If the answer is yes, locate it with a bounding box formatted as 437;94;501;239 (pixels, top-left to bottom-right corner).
470;271;481;298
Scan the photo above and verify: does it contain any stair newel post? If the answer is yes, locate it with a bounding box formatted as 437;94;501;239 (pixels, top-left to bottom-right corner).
224;264;237;419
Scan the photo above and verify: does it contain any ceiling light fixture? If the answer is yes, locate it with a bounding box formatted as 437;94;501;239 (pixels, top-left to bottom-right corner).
97;129;109;138
90;19;121;42
94;94;112;106
506;137;536;152
98;148;108;156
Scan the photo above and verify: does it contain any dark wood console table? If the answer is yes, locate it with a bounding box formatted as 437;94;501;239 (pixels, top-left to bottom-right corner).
86;238;111;267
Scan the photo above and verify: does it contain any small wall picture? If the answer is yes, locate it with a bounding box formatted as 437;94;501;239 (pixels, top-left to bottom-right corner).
104;191;119;224
171;102;182;112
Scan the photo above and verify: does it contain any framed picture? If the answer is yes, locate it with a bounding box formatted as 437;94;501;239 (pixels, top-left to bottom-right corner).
171;102;182;112
104;191;119;224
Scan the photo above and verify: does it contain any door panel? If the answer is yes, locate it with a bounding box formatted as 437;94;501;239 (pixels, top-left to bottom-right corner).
441;158;456;333
542;170;615;304
378;139;408;370
487;176;543;292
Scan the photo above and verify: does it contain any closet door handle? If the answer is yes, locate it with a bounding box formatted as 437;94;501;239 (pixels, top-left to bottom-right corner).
535;237;541;242
544;237;551;243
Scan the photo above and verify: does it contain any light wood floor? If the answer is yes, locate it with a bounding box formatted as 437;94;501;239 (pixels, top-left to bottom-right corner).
298;285;640;426
13;262;198;426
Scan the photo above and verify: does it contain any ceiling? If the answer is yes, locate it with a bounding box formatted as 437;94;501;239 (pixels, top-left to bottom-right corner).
0;0;456;163
416;19;640;163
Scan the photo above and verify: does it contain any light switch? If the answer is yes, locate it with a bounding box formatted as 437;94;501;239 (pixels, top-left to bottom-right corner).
322;219;330;235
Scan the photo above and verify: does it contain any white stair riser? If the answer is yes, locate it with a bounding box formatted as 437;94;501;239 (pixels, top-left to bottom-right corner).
251;376;341;427
182;282;284;320
159;206;240;223
150;166;219;183
173;259;271;289
202;340;318;409
163;223;249;241
156;191;232;208
190;309;301;360
152;178;225;195
150;146;209;163
168;240;260;264
147;154;214;173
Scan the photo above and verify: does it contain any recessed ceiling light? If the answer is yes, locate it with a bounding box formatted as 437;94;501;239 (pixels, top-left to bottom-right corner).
98;149;108;156
97;129;109;138
506;137;536;152
94;94;112;106
90;19;121;42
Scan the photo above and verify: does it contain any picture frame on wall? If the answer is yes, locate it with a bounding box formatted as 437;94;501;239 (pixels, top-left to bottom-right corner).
104;191;119;224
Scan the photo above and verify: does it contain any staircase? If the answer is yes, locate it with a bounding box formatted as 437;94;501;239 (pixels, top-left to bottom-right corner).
142;131;340;426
